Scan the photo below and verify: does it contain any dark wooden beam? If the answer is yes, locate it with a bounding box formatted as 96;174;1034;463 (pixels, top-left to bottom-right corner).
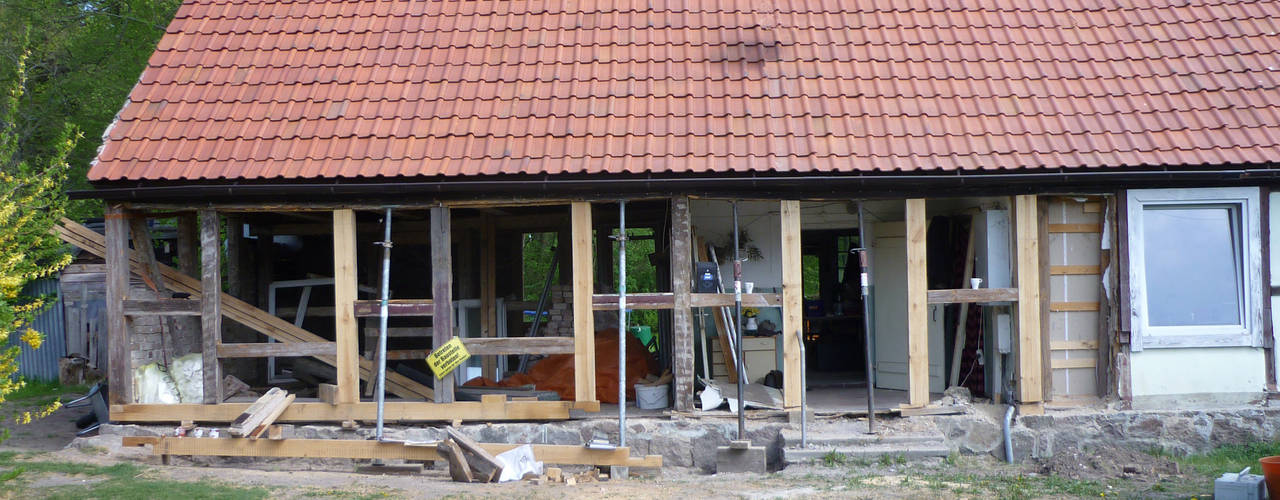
217;342;337;358
123;299;201;316
104;205;132;405
462;337;575;355
430;206;455;403
670;196;694;411
353;299;435;317
198;209;223;404
926;288;1019;304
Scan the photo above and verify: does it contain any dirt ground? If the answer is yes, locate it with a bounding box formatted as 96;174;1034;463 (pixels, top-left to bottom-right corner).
1;396;1217;499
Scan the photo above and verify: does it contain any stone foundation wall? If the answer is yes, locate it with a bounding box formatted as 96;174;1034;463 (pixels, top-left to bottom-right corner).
934;405;1280;461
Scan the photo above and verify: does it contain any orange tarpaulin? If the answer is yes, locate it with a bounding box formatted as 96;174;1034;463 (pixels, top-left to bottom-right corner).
463;329;658;403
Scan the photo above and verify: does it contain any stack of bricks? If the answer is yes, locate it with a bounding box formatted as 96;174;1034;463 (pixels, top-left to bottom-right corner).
128;284;166;370
540;285;574;337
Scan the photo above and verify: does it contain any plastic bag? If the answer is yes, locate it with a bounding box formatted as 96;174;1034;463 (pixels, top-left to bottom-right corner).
133;362;180;404
168;354;204;403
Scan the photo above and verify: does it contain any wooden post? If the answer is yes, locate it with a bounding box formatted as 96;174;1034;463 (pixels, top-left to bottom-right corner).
172;214;202;357
198;209;223;404
780;200;804;409
1038;198;1053;401
905;198;929;408
669;197;694;411
1015;195;1043;404
570;202;596;403
431;206;456;403
332;209;360;404
128;217;177;368
104;204;132;405
479;214;497;379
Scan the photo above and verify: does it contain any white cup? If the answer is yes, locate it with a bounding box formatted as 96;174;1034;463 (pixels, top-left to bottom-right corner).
971;278;983;289
744;282;755;294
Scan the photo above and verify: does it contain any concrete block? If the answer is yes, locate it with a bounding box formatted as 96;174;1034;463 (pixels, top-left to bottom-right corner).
716;443;766;474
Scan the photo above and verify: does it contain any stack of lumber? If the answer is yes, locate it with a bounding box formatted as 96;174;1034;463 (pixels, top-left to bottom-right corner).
529;467;600;485
436;428;505;483
229;388;294;439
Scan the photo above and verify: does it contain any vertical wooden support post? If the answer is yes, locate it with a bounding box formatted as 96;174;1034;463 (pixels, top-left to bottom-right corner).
104;204;132;405
1038;198;1053;401
198;209;223;404
780;200;804;409
905;198;929;408
332;209;360;404
479;214;498;379
570;202;596;402
176;214;198;277
430;206;456;403
1015;195;1043;404
669;197;694;411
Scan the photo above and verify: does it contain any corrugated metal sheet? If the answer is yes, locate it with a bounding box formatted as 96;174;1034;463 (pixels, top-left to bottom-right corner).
5;279;67;381
87;0;1280;182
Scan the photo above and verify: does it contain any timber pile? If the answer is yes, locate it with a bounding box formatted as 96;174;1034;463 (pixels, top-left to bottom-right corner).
229;387;294;439
528;467;600;485
437;428;505;483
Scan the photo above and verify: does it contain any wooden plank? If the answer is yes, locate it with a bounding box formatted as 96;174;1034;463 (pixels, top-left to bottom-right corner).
926;288;1018;304
905;198;929;408
462;337;574;355
1038;197;1052;402
54;219;435;402
199;209;224;404
689;293;783;308
1082;201;1102;213
694;235;737;384
332;209;360;404
1050;340;1099;351
570;202;596;403
1050;265;1101;275
318;383;337;405
438;439;474;482
123;299;201;316
780;200;803;409
133;436;662;467
430;207;455;403
128;217;163;292
249;394;296;439
1048;223;1101;233
229;387;287;436
589;292;783;310
445;427;504;482
109;400;577;422
1050;302;1100;312
353;299;434;317
104;205;132;405
1051;358;1097;369
670;196;694;411
479;214;498;379
1015;195;1043;404
217;342;337;358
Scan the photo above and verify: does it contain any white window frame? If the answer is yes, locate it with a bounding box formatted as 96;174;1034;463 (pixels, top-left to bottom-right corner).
1126;187;1263;350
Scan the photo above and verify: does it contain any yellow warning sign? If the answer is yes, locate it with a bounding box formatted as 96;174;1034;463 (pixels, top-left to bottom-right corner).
426;337;470;379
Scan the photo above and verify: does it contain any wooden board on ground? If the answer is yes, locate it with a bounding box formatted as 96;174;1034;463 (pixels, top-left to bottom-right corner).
123;437;663;467
445;428;504;482
437;439;474;482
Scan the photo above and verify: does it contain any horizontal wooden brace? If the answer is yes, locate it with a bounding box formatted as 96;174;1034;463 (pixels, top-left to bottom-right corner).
1050;265;1101;275
108;400;600;423
590;293;782;310
463;337;575;355
1050;301;1100;312
1050;340;1099;351
217;342;337;358
353;299;434;317
1048;223;1102;234
1051;358;1097;369
124;436;661;467
926;288;1018;304
123;299;201;316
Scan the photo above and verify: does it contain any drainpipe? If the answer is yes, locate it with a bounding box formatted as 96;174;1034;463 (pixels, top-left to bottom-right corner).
375;208;393;441
617;200;628;447
1003;404;1016;464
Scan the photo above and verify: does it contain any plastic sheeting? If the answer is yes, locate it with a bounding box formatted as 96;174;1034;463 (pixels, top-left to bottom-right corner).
463;329;657;404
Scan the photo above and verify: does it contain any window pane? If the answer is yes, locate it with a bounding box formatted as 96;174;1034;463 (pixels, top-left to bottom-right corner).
1142;206;1241;327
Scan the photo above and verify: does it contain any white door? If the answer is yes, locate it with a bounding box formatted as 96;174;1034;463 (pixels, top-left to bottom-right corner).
871;223;945;393
1269;193;1280;381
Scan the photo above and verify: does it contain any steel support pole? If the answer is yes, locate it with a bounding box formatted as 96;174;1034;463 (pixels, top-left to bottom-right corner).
856;201;877;433
375;208;393;440
617;200;628;447
732;201;745;440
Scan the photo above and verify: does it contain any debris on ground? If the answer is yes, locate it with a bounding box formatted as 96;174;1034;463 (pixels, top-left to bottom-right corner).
1036;444;1180;481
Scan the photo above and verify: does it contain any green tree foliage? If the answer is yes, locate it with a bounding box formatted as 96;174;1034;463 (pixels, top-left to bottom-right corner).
0;40;75;442
0;0;178;218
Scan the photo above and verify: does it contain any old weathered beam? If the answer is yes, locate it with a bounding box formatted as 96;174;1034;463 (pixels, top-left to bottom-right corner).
926;288;1019;304
461;337;575;355
353;299;434;317
216;342;337;358
670;196;694;411
104;205;132;405
430;206;456;403
198;209;223;404
123;299;201;316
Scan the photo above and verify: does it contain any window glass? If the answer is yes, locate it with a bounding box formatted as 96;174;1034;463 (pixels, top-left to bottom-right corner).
1142;206;1242;327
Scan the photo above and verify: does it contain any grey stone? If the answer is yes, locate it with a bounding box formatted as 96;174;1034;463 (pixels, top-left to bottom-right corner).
716;443;766;474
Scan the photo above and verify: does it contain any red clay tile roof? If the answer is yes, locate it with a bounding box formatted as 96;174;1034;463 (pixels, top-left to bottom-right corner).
89;0;1280;182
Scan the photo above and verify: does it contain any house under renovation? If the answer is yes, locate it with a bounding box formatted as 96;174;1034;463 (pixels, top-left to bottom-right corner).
65;0;1280;466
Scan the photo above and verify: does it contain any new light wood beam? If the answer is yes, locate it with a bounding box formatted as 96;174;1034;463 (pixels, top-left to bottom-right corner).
199;209;224;404
570;202;596;403
905;198;929;408
332;209;360;404
430;206;455;403
670;196;694;411
1014;194;1043;404
110;400;580;423
104;205;132;405
780;200;804;409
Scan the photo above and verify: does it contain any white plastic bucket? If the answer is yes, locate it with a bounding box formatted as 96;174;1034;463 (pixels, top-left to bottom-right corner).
634;383;669;409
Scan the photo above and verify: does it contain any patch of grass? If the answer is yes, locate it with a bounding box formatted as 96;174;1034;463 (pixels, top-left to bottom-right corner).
0;454;268;499
4;378;88;402
1159;441;1280;477
877;454;893;466
943;451;959;467
302;489;396;500
894;453;907;465
898;471;1110;499
820;450;847;467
